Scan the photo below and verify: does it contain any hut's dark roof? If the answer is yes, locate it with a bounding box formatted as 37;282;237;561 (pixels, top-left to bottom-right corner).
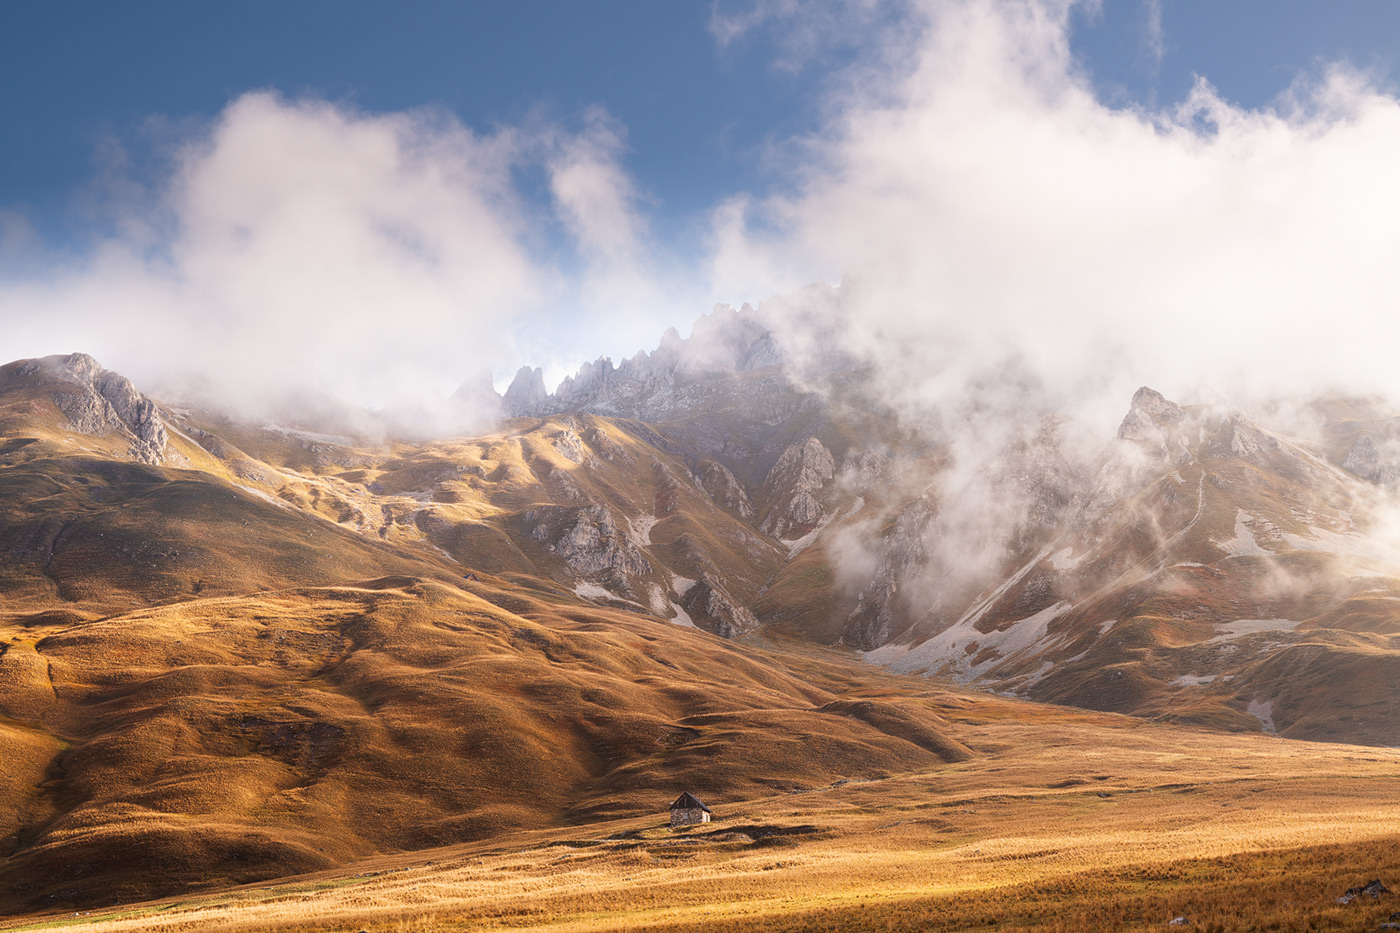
669;792;711;812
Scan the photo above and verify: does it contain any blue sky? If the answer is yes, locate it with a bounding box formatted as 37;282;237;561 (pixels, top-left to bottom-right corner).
4;1;1400;412
6;2;1399;244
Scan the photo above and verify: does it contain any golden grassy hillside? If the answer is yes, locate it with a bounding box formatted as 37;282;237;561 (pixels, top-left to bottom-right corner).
5;698;1400;932
0;455;466;613
0;577;980;914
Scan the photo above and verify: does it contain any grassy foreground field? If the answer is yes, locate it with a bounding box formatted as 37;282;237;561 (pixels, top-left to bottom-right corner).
6;705;1400;933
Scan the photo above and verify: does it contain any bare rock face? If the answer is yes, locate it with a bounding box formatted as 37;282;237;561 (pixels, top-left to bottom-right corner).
680;575;758;638
551;422;587;464
842;449;890;495
524;504;651;584
21;353;169;464
1212;416;1280;462
696;459;755;519
1342;435;1400;484
845;496;934;650
502;366;549;417
1344;435;1382;479
1117;386;1189;463
760;436;835;538
995;423;1083;557
497;305;790;422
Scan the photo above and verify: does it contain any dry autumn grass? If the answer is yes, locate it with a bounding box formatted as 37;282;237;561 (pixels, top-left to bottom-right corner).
5;702;1400;933
7;363;1400;931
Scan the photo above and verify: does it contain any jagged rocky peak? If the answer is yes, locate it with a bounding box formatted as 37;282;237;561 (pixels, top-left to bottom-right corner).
841;449;890;495
500;304;784;419
12;352;169;464
1117;386;1191;463
1118;386;1183;439
449;370;504;412
502;366;549;415
845;494;935;651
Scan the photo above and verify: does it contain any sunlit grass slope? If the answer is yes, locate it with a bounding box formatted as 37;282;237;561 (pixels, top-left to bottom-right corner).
0;578;975;914
7;700;1400;932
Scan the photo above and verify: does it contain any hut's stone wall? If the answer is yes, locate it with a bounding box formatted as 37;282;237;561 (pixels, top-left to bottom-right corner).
670;807;710;827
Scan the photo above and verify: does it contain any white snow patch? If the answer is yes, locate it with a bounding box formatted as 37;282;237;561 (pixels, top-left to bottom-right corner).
671;574;697;597
426;541;461;565
781;526;823;556
1215;510;1269;558
647;584;670;615
1021;660;1056;688
780;499;863;557
1170;562;1207;569
261;423;356;447
668;601;698;628
867;600;1073;681
233;483;298;510
1172;673;1217;687
1247;698;1277;734
1283;526;1400;567
626;514;658;548
955;545;1056;630
1050;547;1083;572
1098;618;1118;635
573;582;615;601
1212;618;1302;638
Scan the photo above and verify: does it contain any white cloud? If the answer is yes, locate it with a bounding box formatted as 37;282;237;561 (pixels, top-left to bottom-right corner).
0;92;682;423
711;0;1400;433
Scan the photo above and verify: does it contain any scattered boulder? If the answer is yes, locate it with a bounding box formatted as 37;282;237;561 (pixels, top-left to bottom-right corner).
1337;879;1390;904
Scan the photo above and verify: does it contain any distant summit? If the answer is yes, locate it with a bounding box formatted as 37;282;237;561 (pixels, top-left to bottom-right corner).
499;303;784;420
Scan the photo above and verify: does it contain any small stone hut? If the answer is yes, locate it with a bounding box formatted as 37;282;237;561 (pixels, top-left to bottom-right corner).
669;791;712;827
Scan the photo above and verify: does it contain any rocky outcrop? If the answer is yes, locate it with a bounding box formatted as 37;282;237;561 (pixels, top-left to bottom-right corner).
551;422;587;464
1336;879;1389;904
1342;435;1400;484
680;574;758;638
19;353;169;464
995;423;1083;557
759;437;835;538
696;459;755;519
523;504;650;584
845;496;934;650
1117;386;1189;462
841;450;890;495
448;371;504;427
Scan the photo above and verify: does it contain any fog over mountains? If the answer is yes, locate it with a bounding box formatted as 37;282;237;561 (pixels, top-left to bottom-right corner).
8;280;1400;756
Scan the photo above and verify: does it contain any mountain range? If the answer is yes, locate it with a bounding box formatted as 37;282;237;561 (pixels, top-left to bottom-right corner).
3;303;1400;911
